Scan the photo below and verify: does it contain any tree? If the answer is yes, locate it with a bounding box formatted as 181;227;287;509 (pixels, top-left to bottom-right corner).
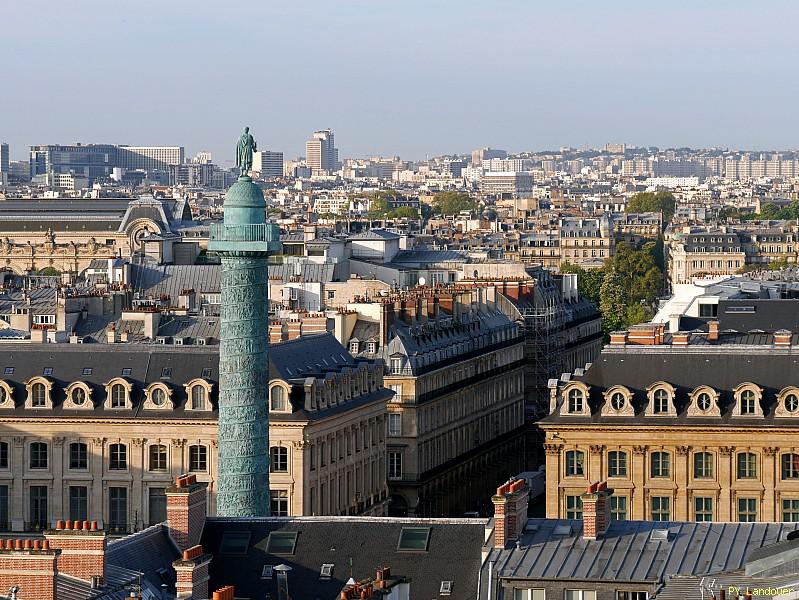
626;191;676;223
560;262;603;305
389;206;419;219
599;268;628;335
609;242;663;306
367;196;391;219
431;191;476;216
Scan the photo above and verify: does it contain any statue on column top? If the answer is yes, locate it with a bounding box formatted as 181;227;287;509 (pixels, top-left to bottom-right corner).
236;126;257;177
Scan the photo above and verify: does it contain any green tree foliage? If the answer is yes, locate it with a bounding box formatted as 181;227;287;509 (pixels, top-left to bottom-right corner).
626;191;676;222
610;242;663;305
599;268;628;334
431;191;476;216
367;196;391;219
390;206;419;219
37;267;61;276
560;262;603;305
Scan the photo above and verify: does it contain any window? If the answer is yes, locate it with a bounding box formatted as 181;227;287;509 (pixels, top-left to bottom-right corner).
29;486;48;530
148;488;167;525
270;386;288;411
151;387;167;407
388;451;402;480
737;452;757;479
30;442;48;469
783;499;799;522
565;591;596;600
651;496;671;521
566;495;583;519
388;413;401;436
149;445;168;471
567;388;584;413
610;496;627;521
513;591;546;600
740;389;757;415
265;531;298;554
653;388;669;413
69;486;88;522
161;367;172;379
0;486;7;530
69;442;87;470
31;383;47;407
390;357;403;374
82;367;93;375
3;368;12;375
321;563;335;578
694;497;713;522
696;392;712;412
109;443;127;470
397;527;430;551
122;368;132;377
440;581;453;596
782;453;799;479
565;450;585;476
787;394;799;413
108;487;128;533
693;452;714;479
219;531;251;555
110;384;127;408
42;367;53;376
72;386;87;406
0;442;7;469
738;498;757;522
608;451;627;477
270;490;289;516
610;392;625;410
189;445;207;472
617;593;647;600
191;385;206;410
270;446;288;473
650;452;670;478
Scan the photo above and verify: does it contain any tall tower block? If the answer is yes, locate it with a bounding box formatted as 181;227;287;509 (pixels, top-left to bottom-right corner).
209;129;280;516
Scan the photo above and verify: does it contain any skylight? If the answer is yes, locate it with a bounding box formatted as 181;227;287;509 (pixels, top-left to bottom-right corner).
320;563;334;578
219;531;251;555
261;565;274;579
397;527;431;551
552;524;572;536
650;529;669;542
83;367;93;375
440;581;453;595
265;531;298;554
121;368;131;376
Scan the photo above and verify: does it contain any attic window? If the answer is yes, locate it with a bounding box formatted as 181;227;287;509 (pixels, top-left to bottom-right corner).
397;527;430;552
440;581;453;595
320;563;334;578
83;367;93;375
3;368;12;375
161;367;172;379
42;367;53;376
649;529;669;542
265;531;298;555
202;368;212;379
219;531;251;555
121;368;132;376
261;565;274;579
726;306;755;314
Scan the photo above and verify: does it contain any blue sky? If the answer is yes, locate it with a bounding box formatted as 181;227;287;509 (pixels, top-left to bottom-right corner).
3;0;799;163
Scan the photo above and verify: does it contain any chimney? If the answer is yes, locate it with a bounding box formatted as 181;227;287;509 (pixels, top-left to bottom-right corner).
492;479;529;548
269;321;286;344
671;331;690;346
213;585;235;600
143;311;160;340
708;320;719;342
627;323;664;346
166;475;208;553
0;539;59;600
302;313;327;335
45;519;106;583
380;301;393;347
287;319;302;341
775;329;792;347
106;326;118;344
609;331;627;346
173;544;212;600
581;481;614;540
668;314;681;333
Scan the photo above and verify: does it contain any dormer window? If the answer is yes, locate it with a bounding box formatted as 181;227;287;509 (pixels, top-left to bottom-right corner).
25;377;53;409
0;382;13;408
64;382;93;410
184;379;213;412
775;387;799;417
733;383;764;418
654;389;669;413
688;386;721;417
349;341;359;354
601;385;634;416
143;383;173;410
567;389;583;413
111;385;126;407
559;383;591;416
270;385;289;412
697;392;712;412
645;382;677;416
104;378;133;410
610;392;625;410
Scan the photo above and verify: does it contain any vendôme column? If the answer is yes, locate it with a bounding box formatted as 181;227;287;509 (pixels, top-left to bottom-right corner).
208;127;281;516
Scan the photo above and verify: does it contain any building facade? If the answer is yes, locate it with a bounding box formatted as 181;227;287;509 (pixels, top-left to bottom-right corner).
305;130;338;175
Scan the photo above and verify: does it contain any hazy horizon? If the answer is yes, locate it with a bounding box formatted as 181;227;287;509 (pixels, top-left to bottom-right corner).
4;0;799;163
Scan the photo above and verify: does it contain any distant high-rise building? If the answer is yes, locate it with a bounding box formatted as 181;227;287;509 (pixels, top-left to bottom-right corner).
252;150;284;178
305;129;338;175
193;151;213;164
0;143;9;175
471;147;507;166
117;146;184;171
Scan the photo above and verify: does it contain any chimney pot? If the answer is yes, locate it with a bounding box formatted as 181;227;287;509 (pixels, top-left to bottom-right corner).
24;539;32;550
56;520;65;530
65;520;73;530
33;540;41;550
42;540;50;550
91;520;98;531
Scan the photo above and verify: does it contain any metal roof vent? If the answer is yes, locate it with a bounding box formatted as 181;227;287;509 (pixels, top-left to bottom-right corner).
649;529;670;542
552;524;572;537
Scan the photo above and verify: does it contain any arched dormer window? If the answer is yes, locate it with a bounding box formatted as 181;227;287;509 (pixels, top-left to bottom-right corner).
143;383;173;410
0;381;14;409
269;383;290;413
687;386;721;417
104;378;133;410
601;385;634;416
732;383;764;418
64;382;93;410
184;379;213;411
559;383;591;416
645;382;677;416
775;387;799;417
25;377;53;409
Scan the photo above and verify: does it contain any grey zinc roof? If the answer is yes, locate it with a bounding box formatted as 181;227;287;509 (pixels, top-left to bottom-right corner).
269;261;335;283
485;519;799;588
350;228;400;240
130;264;220;297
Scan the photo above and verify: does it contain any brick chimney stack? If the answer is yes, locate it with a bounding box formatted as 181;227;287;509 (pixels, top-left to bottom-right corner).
45;519;106;583
0;539;59;600
581;481;614;540
708;320;720;342
166;474;208;553
775;329;792;347
492;479;530;548
173;544;212;600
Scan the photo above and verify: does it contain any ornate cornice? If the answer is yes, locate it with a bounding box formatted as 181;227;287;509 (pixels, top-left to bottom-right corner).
543;443;563;455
